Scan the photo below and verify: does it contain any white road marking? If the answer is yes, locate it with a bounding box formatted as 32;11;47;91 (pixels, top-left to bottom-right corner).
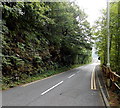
41;81;64;96
68;74;75;78
21;72;65;87
21;64;87;87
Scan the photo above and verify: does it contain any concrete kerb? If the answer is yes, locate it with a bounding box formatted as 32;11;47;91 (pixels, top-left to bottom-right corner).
97;77;110;108
96;65;110;108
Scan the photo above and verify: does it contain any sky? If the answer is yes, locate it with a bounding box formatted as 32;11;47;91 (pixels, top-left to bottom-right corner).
75;0;107;26
72;0;107;59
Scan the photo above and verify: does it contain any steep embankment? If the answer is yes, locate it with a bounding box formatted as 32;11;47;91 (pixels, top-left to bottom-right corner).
1;2;92;89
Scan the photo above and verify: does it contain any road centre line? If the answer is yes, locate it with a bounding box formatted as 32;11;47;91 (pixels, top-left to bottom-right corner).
68;74;75;78
21;65;86;87
21;72;65;87
41;81;64;96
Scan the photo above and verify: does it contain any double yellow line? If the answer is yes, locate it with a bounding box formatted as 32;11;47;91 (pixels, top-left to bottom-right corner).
91;66;97;90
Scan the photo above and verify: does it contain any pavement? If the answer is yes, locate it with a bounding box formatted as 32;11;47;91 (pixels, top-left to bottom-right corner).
2;63;106;106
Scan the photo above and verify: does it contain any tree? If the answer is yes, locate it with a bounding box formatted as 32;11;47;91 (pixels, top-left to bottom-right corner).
2;1;92;84
93;2;120;74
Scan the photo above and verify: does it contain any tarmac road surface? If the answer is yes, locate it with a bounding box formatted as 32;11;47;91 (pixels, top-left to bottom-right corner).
2;63;105;106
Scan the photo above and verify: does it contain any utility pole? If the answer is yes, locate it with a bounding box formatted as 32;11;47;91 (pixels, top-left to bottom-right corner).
107;0;110;67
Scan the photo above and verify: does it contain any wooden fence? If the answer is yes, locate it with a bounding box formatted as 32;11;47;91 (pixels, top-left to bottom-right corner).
102;65;120;91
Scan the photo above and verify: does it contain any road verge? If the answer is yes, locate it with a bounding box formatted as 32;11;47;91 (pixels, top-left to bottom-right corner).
96;65;110;108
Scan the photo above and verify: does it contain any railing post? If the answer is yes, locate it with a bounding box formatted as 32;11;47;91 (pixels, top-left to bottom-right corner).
106;67;111;87
102;65;120;92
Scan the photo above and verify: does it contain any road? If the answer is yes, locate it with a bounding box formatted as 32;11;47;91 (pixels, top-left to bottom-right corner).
2;63;105;106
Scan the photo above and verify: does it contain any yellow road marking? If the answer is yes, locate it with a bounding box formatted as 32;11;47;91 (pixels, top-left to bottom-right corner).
91;66;96;90
93;71;97;90
91;67;94;89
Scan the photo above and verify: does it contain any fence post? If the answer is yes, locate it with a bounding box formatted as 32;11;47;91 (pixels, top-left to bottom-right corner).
102;65;120;92
106;67;111;87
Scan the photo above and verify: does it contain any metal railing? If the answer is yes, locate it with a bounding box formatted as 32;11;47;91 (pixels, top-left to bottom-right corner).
102;65;120;91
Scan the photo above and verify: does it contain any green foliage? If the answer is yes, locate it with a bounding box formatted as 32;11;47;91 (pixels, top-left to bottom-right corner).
93;2;120;74
2;2;92;88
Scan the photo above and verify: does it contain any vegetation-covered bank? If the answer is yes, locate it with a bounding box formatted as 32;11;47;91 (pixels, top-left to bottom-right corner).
93;2;120;75
2;63;87;90
1;2;92;89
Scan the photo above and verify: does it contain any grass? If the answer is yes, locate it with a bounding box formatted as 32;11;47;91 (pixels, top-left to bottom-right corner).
2;63;87;90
